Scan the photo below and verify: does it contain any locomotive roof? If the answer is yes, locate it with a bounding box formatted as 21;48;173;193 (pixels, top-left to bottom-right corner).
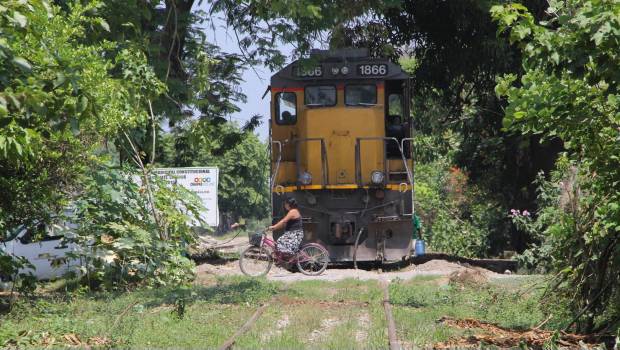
271;48;410;86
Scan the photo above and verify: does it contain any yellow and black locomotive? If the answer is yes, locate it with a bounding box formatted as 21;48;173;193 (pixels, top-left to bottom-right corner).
269;48;414;263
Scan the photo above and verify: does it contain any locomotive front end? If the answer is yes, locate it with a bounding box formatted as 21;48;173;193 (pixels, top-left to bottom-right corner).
269;48;414;263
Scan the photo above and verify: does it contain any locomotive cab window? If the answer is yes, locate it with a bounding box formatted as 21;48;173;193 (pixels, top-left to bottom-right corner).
388;94;403;117
275;92;297;125
345;84;377;106
305;85;336;107
385;81;410;159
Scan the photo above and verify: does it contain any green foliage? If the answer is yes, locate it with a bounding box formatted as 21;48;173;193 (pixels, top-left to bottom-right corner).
493;0;620;333
492;1;620;189
0;0;218;291
389;277;545;331
510;171;563;274
416;157;506;258
0;0;162;225
0;0;165;283
99;0;260;167
381;0;560;253
209;0;401;68
512;158;620;333
71;167;202;288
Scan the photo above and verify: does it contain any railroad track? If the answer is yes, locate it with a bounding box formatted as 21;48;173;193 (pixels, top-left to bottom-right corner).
381;280;401;350
216;283;402;350
217;300;272;350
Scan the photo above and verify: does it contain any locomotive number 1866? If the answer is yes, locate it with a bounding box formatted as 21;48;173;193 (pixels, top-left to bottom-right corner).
357;64;387;76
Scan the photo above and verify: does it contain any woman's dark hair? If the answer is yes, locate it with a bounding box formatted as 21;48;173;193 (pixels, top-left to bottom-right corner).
284;197;298;209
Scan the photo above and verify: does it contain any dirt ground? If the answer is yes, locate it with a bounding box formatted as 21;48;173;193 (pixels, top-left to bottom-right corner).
195;236;515;282
195;257;514;283
196;234;248;254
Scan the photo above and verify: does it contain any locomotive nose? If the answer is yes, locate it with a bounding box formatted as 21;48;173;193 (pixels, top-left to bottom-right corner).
302;107;384;186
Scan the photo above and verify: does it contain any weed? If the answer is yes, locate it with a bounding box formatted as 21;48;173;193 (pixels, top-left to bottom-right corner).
0;275;548;349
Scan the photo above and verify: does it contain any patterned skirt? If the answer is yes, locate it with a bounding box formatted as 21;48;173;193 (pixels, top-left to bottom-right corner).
276;229;304;254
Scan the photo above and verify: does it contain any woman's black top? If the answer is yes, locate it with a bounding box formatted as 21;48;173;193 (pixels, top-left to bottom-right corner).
285;215;302;231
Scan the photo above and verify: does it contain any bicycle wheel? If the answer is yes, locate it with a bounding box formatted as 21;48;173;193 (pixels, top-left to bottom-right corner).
296;244;329;276
239;246;273;277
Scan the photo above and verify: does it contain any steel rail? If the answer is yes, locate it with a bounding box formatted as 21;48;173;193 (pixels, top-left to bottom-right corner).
381;280;400;350
217;301;271;350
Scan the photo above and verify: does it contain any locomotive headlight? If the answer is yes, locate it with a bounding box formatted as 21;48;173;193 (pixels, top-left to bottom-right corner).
299;171;312;185
340;66;349;75
331;67;340;75
370;171;385;185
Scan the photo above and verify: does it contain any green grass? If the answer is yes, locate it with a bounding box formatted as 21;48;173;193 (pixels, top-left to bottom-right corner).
0;275;548;349
0;276;279;349
234;278;388;350
389;275;546;347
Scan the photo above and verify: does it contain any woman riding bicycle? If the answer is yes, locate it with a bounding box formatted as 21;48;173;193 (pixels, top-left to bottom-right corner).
239;197;327;277
268;197;303;255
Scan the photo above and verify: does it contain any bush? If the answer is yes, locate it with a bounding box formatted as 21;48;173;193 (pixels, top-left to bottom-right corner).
510;157;620;332
493;0;620;333
0;0;165;290
415;158;504;258
70;166;204;289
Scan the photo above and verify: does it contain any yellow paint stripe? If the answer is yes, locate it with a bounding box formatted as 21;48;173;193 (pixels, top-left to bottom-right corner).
386;184;413;191
272;186;294;193
326;184;359;190
272;184;413;193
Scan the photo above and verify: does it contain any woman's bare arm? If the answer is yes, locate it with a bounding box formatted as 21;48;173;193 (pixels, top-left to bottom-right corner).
268;210;297;231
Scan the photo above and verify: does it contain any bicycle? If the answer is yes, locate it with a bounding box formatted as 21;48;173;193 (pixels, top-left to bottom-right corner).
239;230;329;277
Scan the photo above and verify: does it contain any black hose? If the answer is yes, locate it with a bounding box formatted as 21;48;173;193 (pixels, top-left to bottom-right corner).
353;227;364;270
207;229;244;248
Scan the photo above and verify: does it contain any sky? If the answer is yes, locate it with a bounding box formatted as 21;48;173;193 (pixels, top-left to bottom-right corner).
193;3;293;141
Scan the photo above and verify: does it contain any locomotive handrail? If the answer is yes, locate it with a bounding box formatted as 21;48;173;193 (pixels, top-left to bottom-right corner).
400;137;415;217
270;140;282;191
300;200;398;217
400;137;413;155
355;137;390;185
355;137;412;187
397;138;414;185
294;138;329;186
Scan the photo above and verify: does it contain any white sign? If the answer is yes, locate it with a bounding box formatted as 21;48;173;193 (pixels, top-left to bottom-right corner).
152;167;219;227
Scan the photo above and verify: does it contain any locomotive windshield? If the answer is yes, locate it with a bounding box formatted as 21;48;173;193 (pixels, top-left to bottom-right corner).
305;85;336;107
345;84;377;106
275;92;297;125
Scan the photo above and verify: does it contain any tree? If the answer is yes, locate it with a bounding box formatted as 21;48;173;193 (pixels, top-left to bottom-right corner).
0;0;202;288
380;0;565;252
0;0;162;233
92;0;260;166
208;0;401;67
492;0;620;333
160;122;270;230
